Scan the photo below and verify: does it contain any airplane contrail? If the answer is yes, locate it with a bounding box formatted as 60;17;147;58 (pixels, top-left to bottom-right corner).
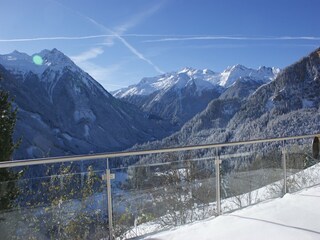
0;35;116;42
84;15;165;74
41;0;165;74
143;36;320;43
116;34;164;74
2;34;318;43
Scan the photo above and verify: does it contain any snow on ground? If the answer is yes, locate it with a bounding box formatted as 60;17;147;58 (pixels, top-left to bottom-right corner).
143;184;320;240
122;162;320;239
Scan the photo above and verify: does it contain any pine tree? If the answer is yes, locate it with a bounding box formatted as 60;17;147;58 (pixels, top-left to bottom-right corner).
0;73;20;210
0;93;19;161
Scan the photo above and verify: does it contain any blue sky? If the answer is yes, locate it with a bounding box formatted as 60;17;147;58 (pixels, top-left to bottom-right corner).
0;0;319;91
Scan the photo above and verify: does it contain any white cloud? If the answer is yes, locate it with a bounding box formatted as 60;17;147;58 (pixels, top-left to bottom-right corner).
70;47;126;90
76;60;126;89
70;47;104;63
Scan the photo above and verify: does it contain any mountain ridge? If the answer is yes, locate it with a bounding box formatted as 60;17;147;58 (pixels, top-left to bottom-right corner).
113;65;279;98
132;47;320;151
1;47;318;159
0;49;174;159
113;64;279;127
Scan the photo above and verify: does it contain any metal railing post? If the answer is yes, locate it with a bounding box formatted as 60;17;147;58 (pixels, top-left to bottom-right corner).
282;148;287;195
103;158;115;240
215;154;221;215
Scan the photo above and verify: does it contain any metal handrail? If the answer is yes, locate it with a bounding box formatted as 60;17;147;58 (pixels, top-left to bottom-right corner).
0;133;318;169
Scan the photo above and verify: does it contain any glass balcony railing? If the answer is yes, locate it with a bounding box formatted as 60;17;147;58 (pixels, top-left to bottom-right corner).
0;160;110;239
110;151;217;238
0;134;319;239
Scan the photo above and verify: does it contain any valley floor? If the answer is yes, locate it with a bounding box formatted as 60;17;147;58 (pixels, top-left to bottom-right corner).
143;184;320;240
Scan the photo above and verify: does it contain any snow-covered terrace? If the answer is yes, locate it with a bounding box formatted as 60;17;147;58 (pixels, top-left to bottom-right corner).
144;185;320;240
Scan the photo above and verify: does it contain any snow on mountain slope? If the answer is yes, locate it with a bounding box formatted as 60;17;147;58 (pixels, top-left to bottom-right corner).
113;67;226;126
0;49;109;101
0;48;79;77
113;65;279;99
228;47;320;141
113;65;279;127
0;49;174;159
218;64;280;87
113;67;221;98
0;50;47;76
132;48;320;152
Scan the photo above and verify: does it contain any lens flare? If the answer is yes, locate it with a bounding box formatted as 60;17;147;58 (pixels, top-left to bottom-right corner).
32;55;43;65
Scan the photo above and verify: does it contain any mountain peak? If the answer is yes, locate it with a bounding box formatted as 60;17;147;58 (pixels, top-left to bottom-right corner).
7;48;66;61
0;48;79;77
39;48;74;67
0;50;45;75
11;49;28;56
226;64;249;73
203;69;215;75
179;67;195;73
178;67;218;79
114;64;279;98
309;47;320;62
38;48;62;54
233;64;247;69
7;50;31;61
224;64;246;72
219;64;278;87
52;47;59;52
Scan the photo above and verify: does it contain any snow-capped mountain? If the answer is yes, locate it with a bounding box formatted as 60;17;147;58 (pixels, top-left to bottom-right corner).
113;65;279;126
0;49;173;159
229;47;320;140
114;65;279;98
113;67;224;126
113;67;220;98
217;64;280;87
0;50;47;76
0;48;108;102
134;47;320;150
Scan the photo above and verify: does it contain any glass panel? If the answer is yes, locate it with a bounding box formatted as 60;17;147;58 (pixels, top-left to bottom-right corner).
220;143;284;213
285;138;320;193
111;150;217;239
1;136;318;239
0;160;109;239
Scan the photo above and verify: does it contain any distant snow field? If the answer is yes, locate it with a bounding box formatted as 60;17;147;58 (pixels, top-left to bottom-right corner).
143;185;320;240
